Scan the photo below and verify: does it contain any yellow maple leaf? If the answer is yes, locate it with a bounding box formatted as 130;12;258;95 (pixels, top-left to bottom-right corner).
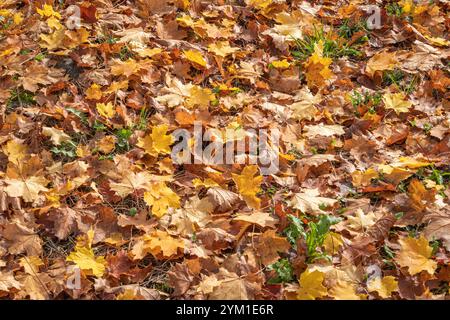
132;230;184;259
207;41;239;57
86;83;103;100
232;165;263;209
192;178;220;189
183;50;207;68
144;182;180;218
365;51;397;77
186;86;215;109
105;80;129;94
329;280;367;300
137;124;174;157
36;4;61;19
323;232;344;255
382;92;412;114
297;269;328;300
13;12;23;24
424;35;450;47
96;136;116;154
271;59;290;69
19;256;44;275
66;246;106;277
96;102;116;118
395;236;437;275
47;16;63;30
351;168;379;187
111;58;143;77
39;29;65;51
367;276;398;298
66;229;106;277
304;40;333;89
2;139;27;163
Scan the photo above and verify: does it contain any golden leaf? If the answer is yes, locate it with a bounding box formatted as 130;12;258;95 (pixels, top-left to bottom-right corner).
86;83;103;100
137;124;174;157
271;59;290;69
132;230;184;260
297;269;328;300
395;236;437;275
96;102;116;118
144;182;180;218
66;246;107;277
323;232;344;255
207;41;239;57
183;50;207;68
329;280;367;300
19;256;44;275
304;40;333;89
382;92;412;114
367;276;398;298
36;4;61;19
365;51;397;77
232;165;263;210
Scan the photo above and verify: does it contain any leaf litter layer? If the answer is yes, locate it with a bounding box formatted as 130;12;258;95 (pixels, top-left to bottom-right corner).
0;0;449;300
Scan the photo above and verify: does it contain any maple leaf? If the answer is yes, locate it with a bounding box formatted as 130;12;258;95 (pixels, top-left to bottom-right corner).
4;175;49;203
424;211;450;251
382;92;412;114
323;232;344;255
233;211;278;229
395;236;437;275
206;187;240;212
304;124;345;138
408;179;435;212
297;269;328;300
304;40;333;89
39;29;65;51
271;59;291;69
36;4;61;19
2;221;43;256
2;138;28;163
183;50;207;68
345;209;377;233
365;51;397;77
110;59;144;77
42;127;72;145
186;86;215;109
0;271;22;292
86;83;103;100
19;256;44;275
96;102;116;118
288;189;337;215
144;182;180;218
132;230;185;260
256;230;290;265
109;171;154;197
137;124;174;157
207;41;239;57
289;88;320;121
329;280;367;300
367;276;398;299
232;165;263;210
66;246;107;277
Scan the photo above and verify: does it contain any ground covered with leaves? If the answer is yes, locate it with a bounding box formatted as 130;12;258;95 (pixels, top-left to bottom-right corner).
0;0;449;300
